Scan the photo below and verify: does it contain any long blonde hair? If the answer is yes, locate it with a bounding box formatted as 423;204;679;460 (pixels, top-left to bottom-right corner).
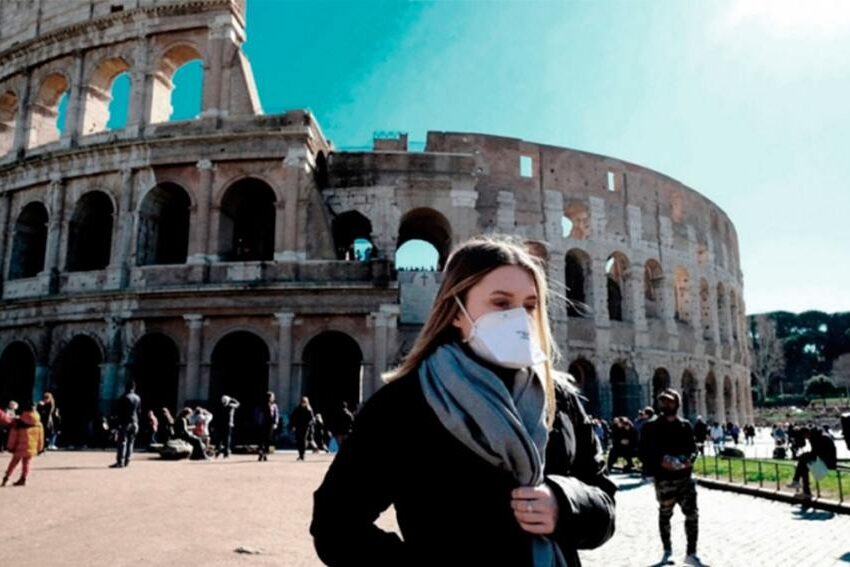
384;235;562;427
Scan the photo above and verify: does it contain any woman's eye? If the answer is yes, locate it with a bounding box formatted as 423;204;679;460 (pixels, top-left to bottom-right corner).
524;304;537;313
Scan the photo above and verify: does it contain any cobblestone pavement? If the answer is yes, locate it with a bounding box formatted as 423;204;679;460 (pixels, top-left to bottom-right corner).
3;451;849;566
580;473;850;567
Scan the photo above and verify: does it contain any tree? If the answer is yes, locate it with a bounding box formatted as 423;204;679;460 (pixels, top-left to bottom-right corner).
748;315;785;398
831;353;850;400
804;374;837;405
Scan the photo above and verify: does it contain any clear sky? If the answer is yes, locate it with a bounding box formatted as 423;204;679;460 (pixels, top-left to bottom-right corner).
94;0;850;315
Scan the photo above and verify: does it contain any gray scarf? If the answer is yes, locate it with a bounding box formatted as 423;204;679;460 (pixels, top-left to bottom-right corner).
418;342;567;567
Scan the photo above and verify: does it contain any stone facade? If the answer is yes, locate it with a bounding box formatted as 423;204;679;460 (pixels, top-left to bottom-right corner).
0;1;752;444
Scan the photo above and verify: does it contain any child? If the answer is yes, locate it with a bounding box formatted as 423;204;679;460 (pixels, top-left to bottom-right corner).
3;404;44;487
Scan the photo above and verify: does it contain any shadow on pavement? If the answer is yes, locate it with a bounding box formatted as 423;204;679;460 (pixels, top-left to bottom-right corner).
838;552;850;562
792;507;835;521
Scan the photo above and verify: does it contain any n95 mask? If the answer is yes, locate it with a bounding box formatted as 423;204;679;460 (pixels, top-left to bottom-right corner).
454;296;547;369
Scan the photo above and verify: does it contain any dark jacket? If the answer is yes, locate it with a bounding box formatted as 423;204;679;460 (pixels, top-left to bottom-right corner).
115;392;141;428
291;405;314;434
639;416;697;481
310;371;616;567
810;429;837;469
216;399;240;429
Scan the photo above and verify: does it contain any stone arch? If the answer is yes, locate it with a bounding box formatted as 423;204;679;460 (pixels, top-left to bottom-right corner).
723;375;735;423
218;177;276;262
150;43;204;124
127;333;181;415
209;331;270;440
681;370;698;421
705;371;718;422
66;190;114;272
301;330;364;423
674;266;692;324
563;200;590;240
643;259;663;320
332;210;374;261
52;334;103;446
396;207;452;270
8;201;48;280
81;57;131;135
0;90;18;156
136;182;191;266
609;361;639;419
0;341;36;407
651;368;671;410
568;358;599;416
27;72;71;148
565;248;592;317
699;278;712;340
605;252;629;322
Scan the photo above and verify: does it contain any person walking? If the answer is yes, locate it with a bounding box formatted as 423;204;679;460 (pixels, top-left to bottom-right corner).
3;404;44;487
787;426;837;500
0;400;18;452
331;401;354;449
36;393;60;450
110;382;141;468
310;236;616;566
214;395;240;458
290;397;314;461
256;392;279;462
692;416;708;456
639;389;703;566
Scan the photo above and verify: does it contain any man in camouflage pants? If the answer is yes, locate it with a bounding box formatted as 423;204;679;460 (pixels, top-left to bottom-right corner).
639;389;703;567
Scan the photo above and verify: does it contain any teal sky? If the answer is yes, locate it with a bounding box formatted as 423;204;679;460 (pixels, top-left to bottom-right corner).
94;0;850;315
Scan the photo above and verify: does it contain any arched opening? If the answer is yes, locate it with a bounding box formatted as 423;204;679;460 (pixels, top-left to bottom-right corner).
700;278;712;340
681;370;698;421
568;359;598;416
136;183;191;266
0;90;18;156
332;210;374;261
730;291;740;344
716;282;729;342
723;375;734;423
705;372;718;422
66;191;114;272
27;73;70;148
127;333;180;416
302;331;363;427
674;266;691;324
397;208;451;270
395;240;439;271
0;342;36;407
82;58;131;135
565;248;592;317
563;201;589;240
210;331;270;442
605;252;628;322
218;178;276;262
644;260;663;319
53;335;102;447
651;368;671;410
609;363;636;419
150;44;203;124
9;202;48;280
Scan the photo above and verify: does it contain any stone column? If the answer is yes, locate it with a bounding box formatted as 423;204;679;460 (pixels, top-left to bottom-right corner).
369;307;395;399
715;379;726;424
100;317;124;415
11;70;32;156
108;167;135;288
274;312;295;413
624;267;646;331
660;274;678;335
201;21;232;119
0;192;11;295
183;314;204;405
124;40;148;137
277;149;307;261
591;256;610;327
44;176;65;294
696;384;707;418
707;282;721;344
719;291;733;346
188;159;215;264
727;378;739;425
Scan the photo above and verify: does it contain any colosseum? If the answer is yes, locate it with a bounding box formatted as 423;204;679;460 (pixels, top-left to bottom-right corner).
0;0;752;445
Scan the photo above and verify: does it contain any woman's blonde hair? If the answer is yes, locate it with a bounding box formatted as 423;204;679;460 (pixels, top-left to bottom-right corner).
384;235;562;427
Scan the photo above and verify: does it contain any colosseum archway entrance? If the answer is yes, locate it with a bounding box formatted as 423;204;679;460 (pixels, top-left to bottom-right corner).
396;208;451;270
705;372;718;422
568;359;599;416
66;191;114;272
723;375;735;423
565;249;592;318
605;253;629;322
210;331;270;442
651;368;671;410
302;331;363;430
0;342;36;407
681;370;698;421
9;202;48;280
53;336;103;447
608;363;641;419
127;333;180;415
332;210;374;261
218;178;276;262
136;183;191;266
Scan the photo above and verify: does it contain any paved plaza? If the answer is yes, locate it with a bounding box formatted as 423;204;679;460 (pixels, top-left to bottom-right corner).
2;450;849;566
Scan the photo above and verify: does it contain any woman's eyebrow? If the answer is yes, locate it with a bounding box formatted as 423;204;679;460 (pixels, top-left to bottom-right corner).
489;290;538;301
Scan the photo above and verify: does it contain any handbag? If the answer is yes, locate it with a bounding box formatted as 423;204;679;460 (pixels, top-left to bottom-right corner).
807;457;829;482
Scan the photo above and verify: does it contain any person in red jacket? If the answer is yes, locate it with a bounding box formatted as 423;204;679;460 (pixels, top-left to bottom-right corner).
3;404;44;487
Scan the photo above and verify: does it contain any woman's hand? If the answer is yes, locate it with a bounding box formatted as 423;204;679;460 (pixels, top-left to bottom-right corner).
511;484;559;535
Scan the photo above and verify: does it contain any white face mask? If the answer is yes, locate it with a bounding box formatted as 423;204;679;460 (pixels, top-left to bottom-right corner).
454;296;547;369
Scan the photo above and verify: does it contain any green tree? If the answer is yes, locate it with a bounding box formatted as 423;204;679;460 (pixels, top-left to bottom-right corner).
804;374;837;405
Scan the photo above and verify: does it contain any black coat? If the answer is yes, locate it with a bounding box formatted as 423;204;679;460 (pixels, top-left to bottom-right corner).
310;371;616;567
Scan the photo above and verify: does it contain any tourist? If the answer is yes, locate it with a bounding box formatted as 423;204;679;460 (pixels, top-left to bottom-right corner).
36;393;60;450
331;401;355;449
175;408;207;460
310;236;616;566
110;382;141;469
709;422;725;452
3;403;44;487
0;400;18;452
214;395;240;458
158;408;175;443
692;416;708;456
145;409;159;447
608;416;638;472
639;389;703;566
744;423;756;445
787;426;837;500
256;392;280;462
290;396;314;461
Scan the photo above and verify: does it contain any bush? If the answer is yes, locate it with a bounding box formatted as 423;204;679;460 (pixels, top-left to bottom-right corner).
761;395;809;408
719;447;745;458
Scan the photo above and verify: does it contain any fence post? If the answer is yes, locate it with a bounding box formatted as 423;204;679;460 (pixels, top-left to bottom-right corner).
757;461;763;488
775;463;780;491
838;469;843;504
714;455;719;480
742;459;748;486
815;476;821;499
728;458;733;483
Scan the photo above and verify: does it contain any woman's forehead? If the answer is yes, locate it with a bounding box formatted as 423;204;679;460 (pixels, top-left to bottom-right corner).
473;265;537;295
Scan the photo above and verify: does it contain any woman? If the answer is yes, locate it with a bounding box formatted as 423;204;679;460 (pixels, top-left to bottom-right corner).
256;392;279;462
36;393;59;450
311;236;616;566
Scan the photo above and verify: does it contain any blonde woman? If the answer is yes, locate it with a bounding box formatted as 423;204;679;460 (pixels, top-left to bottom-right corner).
311;236;616;566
